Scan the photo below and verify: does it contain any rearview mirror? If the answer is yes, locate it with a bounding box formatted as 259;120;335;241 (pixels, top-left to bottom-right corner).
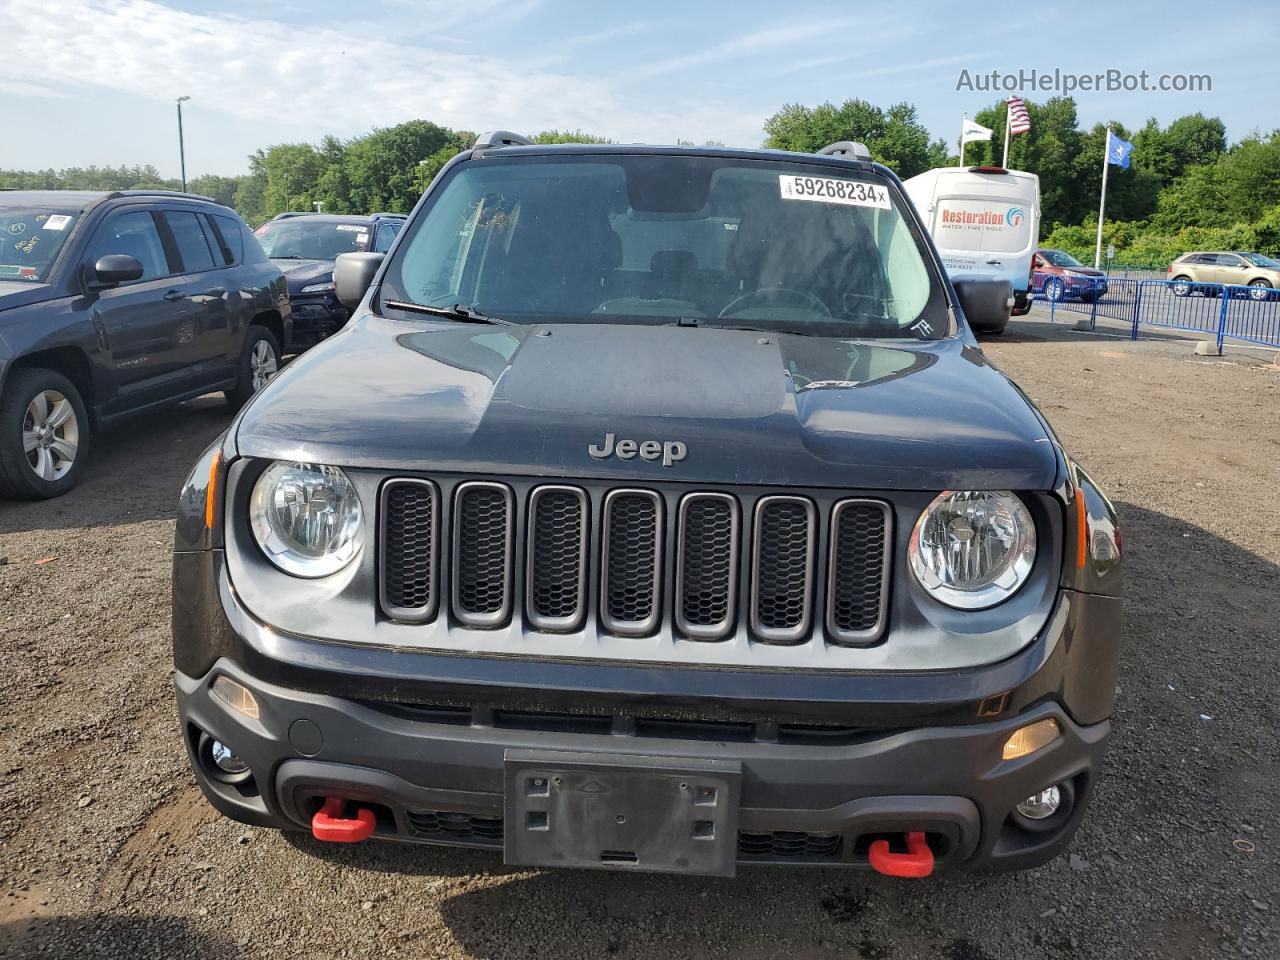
88;254;144;289
952;277;1014;334
334;252;385;308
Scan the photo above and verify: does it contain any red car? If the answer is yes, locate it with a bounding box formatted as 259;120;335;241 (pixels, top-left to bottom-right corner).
1032;249;1108;302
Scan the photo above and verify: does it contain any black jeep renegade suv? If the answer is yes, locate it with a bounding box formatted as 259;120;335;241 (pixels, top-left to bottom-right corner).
173;134;1122;877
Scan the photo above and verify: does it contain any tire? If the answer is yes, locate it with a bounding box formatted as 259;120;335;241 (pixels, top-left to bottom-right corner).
1249;279;1272;301
1044;278;1064;302
224;325;281;410
1170;276;1192;297
0;368;91;500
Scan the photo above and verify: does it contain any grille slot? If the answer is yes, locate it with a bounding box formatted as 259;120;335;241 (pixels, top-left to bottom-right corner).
738;830;842;860
451;481;514;627
826;499;892;644
600;489;663;636
675;493;740;640
750;496;816;643
406;810;503;846
379;479;439;622
526;485;589;632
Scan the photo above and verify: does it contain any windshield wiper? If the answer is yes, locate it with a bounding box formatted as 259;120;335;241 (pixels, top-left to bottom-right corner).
271;254;306;260
383;300;510;325
666;318;796;336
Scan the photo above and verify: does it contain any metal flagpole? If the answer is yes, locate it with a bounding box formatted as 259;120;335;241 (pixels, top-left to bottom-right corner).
1094;126;1111;268
958;114;965;167
1002;103;1011;169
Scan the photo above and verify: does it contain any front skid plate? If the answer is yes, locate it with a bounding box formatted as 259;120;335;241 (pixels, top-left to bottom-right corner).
503;749;742;876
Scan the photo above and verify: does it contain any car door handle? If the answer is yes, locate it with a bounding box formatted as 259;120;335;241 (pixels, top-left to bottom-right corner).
985;259;1002;265
163;289;187;301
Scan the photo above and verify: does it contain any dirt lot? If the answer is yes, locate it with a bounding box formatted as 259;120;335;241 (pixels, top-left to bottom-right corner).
2;309;1277;960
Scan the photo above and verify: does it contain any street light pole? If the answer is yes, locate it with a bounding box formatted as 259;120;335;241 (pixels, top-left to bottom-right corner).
176;96;191;192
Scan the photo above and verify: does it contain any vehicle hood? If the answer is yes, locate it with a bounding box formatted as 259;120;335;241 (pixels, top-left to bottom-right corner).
235;316;1059;490
272;258;334;295
1061;266;1105;278
0;280;55;314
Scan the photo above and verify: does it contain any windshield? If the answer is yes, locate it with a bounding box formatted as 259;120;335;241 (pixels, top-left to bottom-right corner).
254;219;371;260
381;155;948;339
1041;249;1081;267
0;207;80;282
1240;252;1280;268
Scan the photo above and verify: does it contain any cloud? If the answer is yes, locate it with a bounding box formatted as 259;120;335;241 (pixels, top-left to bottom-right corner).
0;78;68;98
0;0;771;155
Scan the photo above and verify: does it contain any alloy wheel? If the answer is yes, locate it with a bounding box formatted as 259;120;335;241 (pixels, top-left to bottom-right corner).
22;389;79;482
1249;282;1270;301
250;339;279;392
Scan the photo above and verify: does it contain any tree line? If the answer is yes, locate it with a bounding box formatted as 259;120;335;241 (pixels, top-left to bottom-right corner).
4;99;1278;265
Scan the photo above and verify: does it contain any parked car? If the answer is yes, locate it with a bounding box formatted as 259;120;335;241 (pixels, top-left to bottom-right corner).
0;189;289;500
174;134;1122;878
1031;249;1107;303
902;165;1040;332
1168;251;1280;300
254;213;406;348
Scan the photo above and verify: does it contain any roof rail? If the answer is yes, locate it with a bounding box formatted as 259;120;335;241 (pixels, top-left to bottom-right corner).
816;141;871;161
368;212;407;219
474;130;534;150
114;189;217;202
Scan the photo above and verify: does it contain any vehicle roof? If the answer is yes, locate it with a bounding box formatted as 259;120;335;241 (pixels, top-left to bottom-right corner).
267;213;383;224
464;141;882;169
0;188;220;209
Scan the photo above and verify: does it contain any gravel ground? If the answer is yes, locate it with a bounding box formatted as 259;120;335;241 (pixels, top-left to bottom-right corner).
2;308;1277;960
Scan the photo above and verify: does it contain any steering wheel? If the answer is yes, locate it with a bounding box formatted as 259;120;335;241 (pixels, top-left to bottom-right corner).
717;286;832;320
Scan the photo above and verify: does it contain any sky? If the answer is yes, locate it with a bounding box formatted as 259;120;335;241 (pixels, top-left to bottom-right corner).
1;0;1276;178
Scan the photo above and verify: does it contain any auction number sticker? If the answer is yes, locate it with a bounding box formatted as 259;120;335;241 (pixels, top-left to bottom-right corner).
42;215;72;231
779;175;890;209
335;224;367;233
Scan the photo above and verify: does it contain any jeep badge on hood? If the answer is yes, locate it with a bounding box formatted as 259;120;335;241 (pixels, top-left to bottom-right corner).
588;432;687;467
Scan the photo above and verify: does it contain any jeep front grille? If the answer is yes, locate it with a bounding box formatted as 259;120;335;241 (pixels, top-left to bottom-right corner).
600;489;663;636
451;481;514;627
750;496;817;643
378;478;891;650
526;485;589;631
675;493;740;640
379;479;439;622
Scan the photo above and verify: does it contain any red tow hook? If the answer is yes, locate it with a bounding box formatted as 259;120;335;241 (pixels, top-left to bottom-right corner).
868;831;935;878
310;796;376;843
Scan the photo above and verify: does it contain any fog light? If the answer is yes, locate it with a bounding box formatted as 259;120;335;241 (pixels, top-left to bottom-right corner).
1002;718;1060;760
212;675;260;719
210;740;249;775
1016;785;1061;820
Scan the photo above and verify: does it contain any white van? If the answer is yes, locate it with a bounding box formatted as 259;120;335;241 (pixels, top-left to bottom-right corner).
902;166;1040;332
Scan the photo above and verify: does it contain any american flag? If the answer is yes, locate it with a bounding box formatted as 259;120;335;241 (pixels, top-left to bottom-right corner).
1008;97;1031;135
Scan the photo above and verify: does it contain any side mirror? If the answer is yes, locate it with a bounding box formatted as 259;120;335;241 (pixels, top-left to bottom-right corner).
952;277;1014;333
88;254;144;289
334;252;385;308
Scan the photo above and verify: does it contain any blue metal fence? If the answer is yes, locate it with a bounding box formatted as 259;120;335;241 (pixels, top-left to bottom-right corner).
1039;276;1280;349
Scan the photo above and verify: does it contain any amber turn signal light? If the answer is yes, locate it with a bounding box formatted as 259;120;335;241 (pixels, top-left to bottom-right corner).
1003;718;1060;760
204;451;222;530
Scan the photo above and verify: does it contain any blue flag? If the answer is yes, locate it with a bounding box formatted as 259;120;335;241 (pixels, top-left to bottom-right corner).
1107;132;1135;169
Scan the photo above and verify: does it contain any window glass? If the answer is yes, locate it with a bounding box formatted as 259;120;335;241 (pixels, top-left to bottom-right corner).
384;156;945;339
165;211;217;272
212;214;244;265
374;222;400;253
254;219;371;259
87;210;168;280
0;207;80;281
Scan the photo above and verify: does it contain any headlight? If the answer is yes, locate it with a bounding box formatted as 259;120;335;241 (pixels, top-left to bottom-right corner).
250;461;363;577
300;281;335;294
908;491;1036;609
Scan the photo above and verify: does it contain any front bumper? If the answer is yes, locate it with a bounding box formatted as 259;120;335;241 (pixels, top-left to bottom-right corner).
173;551;1121;874
287;294;348;349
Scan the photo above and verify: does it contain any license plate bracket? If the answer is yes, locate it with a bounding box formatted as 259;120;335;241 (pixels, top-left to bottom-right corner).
503;749;742;876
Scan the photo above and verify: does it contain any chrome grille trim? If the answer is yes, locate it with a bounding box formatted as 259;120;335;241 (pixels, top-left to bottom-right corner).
749;495;817;644
600;488;663;637
826;498;892;645
450;481;515;628
379;478;440;623
525;485;589;632
675;492;740;641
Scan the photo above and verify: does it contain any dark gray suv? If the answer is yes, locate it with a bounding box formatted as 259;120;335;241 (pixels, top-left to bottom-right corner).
0;190;290;499
173;136;1122;877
